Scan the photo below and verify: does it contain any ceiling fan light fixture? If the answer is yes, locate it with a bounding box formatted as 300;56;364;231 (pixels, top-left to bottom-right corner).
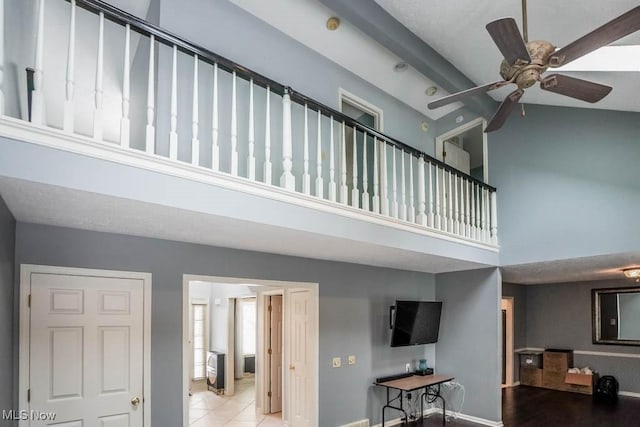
394;62;409;72
623;268;640;280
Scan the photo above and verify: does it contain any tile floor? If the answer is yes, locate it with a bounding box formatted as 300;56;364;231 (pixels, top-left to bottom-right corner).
189;377;284;427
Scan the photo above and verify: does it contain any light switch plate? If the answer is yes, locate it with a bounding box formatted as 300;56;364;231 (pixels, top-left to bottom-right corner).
332;357;341;368
348;355;356;365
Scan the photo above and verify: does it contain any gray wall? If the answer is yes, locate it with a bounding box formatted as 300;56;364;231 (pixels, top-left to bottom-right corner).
436;268;502;423
0;197;15;418
488;104;640;266
525;279;640;393
502;282;527;383
15;222;436;426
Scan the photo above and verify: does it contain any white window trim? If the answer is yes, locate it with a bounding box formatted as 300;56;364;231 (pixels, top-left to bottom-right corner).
338;88;384;132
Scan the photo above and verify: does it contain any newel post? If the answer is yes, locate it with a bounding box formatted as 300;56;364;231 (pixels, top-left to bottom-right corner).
280;87;295;190
490;191;498;244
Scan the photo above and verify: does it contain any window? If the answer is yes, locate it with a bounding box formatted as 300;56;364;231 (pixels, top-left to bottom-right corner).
192;303;207;379
241;299;256;355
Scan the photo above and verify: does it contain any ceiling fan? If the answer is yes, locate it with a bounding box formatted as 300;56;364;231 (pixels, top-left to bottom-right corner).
427;1;640;132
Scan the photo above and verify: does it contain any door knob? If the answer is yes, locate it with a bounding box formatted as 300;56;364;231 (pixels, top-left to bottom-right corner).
289;365;295;371
131;397;141;406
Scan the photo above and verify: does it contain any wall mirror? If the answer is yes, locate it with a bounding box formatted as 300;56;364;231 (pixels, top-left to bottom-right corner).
592;286;640;346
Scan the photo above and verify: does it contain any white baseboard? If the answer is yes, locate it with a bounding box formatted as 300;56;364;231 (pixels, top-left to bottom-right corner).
619;391;640;398
371;408;503;427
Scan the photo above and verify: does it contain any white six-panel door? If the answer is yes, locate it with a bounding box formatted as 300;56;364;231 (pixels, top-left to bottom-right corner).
289;290;312;427
28;271;146;427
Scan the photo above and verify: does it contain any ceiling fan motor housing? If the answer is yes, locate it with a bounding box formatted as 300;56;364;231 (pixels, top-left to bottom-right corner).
500;40;556;89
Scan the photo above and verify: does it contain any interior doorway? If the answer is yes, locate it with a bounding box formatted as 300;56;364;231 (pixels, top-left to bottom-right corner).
501;297;515;387
182;275;318;427
435;117;488;182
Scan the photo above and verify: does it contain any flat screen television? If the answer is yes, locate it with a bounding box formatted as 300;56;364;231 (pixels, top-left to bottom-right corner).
390;300;443;347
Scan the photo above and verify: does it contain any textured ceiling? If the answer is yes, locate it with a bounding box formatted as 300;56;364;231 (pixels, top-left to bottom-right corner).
373;0;640;113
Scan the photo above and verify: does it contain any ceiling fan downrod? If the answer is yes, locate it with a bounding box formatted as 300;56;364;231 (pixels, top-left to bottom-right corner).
522;0;528;43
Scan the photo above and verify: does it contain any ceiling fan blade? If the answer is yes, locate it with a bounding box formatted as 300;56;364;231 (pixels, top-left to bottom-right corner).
486;18;532;65
485;89;524;133
427;81;511;110
540;74;612;103
549;6;640;67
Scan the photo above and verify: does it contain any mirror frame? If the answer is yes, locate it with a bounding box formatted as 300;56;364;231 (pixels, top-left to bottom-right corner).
592;286;640;346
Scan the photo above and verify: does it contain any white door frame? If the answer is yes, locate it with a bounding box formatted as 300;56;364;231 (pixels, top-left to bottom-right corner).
435;117;489;182
182;275;319;427
18;264;152;427
501;297;515;387
190;297;210;380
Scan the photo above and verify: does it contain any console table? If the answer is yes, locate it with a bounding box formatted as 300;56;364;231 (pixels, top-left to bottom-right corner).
375;374;454;426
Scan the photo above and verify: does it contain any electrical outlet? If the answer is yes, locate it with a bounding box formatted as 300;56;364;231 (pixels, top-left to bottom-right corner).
332;357;341;368
348;355;356;365
405;363;411;372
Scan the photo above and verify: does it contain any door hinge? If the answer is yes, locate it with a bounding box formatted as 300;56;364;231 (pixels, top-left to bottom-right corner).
267;391;272;397
268;305;272;312
28;294;31;308
27;389;30;402
268;348;272;355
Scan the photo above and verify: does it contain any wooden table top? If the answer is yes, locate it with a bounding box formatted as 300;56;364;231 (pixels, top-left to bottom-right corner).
376;374;454;391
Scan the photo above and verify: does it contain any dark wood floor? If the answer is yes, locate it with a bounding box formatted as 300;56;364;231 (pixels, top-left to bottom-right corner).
404;386;640;427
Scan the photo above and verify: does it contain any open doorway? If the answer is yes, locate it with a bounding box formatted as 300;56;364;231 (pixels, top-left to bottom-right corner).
182;276;318;427
435;117;488;183
501;297;515;387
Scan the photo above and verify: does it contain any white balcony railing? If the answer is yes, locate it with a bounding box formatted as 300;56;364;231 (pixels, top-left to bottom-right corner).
4;0;498;246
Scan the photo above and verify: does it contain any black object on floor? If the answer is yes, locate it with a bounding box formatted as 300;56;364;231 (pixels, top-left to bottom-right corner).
594;375;619;403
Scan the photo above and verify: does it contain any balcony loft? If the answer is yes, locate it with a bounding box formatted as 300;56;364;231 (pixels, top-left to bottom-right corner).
0;0;499;272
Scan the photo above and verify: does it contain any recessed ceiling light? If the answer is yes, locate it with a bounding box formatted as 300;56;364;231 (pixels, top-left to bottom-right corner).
425;86;438;96
326;17;340;31
394;62;409;72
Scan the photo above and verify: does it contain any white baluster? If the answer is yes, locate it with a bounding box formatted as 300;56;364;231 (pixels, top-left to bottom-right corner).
211;64;220;172
434;166;441;230
408;154;415;223
483;188;490;242
315;110;323;198
372;138;380;214
247;79;255;179
417;157;427;226
490;191;498;244
0;0;4;115
31;0;45;124
470;182;476;240
302;104;310;194
280;88;295;190
191;55;200;166
63;0;76;132
328;118;336;202
427;162;434;227
460;178;466;237
400;151;407;221
447;171;454;232
454;174;460;235
120;24;130;148
362;132;369;211
340;121;348;204
465;180;471;237
351;126;359;208
230;71;238;176
93;12;104;140
169;45;178;160
380;142;389;216
391;148;398;219
263;86;271;182
479;185;485;240
145;35;155;154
